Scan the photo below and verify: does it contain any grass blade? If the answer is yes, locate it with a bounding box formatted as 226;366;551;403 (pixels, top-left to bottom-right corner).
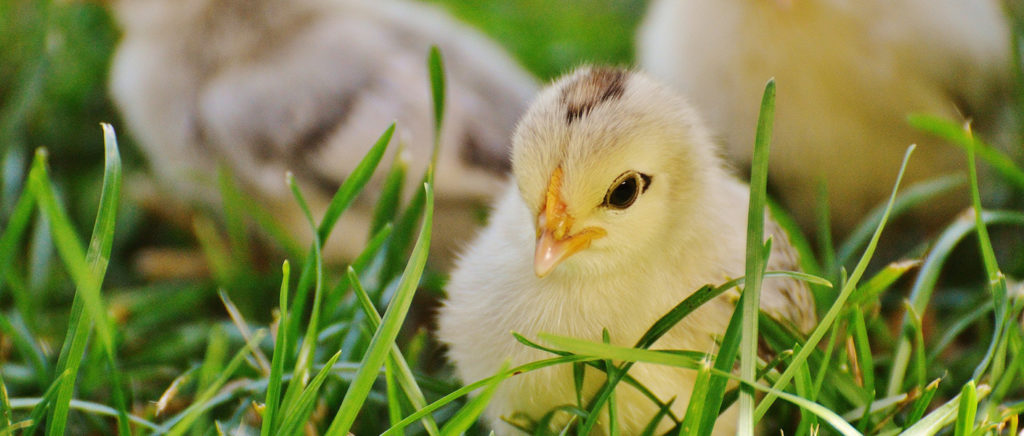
286;123;395;352
325;182;433;436
40;124;126;435
739;78;775;434
953;381;977;436
348;266;440;435
261;261;290;436
279;173;325;417
428;45;445;165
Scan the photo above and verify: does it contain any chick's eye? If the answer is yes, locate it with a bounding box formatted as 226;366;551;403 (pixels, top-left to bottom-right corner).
604;172;651;209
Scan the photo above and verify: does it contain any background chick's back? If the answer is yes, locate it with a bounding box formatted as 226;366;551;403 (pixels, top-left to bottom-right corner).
109;0;537;264
638;0;1018;238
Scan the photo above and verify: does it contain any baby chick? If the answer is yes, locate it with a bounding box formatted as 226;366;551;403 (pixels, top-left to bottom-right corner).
638;0;1016;235
108;0;537;263
438;66;816;434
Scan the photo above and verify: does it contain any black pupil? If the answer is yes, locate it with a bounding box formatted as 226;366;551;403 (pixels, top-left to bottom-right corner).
608;176;639;208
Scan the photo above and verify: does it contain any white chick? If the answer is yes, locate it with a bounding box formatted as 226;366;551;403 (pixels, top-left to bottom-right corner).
438;66;816;434
108;0;537;263
638;0;1016;235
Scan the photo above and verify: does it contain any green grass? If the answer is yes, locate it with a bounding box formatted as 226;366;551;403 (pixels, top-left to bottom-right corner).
1;1;1023;435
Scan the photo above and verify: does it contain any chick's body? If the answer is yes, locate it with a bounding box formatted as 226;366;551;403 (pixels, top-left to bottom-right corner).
638;0;1015;234
439;67;815;434
109;0;537;263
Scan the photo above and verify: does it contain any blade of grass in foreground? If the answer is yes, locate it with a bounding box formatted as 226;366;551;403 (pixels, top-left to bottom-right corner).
961;124;1010;385
42;124;127;435
260;261;290;436
428;45;445;167
755;145;917;421
324;182;433;436
274;172;332;432
286;123;395;353
348;267;440;435
738;78;775;435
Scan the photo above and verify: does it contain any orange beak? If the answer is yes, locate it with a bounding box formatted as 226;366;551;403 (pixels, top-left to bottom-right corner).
534;167;606;277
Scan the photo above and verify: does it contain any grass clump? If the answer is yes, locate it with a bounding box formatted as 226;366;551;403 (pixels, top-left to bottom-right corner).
1;3;1023;436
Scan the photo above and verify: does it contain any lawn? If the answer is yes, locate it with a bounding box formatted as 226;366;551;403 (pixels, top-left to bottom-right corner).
0;0;1022;434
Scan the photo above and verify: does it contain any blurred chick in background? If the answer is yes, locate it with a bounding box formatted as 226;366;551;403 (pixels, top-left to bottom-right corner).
440;66;816;434
639;0;1018;238
108;0;537;265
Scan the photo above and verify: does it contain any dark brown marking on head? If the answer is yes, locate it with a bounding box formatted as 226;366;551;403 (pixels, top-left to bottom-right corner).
560;67;628;123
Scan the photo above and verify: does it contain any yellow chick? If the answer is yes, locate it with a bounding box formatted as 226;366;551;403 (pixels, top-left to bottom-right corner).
638;0;1016;235
438;66;816;434
108;0;537;263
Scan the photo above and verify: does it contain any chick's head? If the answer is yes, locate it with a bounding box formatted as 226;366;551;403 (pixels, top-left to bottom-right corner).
511;66;722;278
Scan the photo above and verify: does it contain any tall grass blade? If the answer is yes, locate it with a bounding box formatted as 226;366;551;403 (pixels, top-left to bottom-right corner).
428;45;445;166
279;173;325;417
962;124;1010;383
739;78;776;434
953;381;977;436
325;182;433;436
287;123;395;350
697;289;745;436
40;124;126;435
348;267;440;435
261;261;290;436
679;358;713;436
